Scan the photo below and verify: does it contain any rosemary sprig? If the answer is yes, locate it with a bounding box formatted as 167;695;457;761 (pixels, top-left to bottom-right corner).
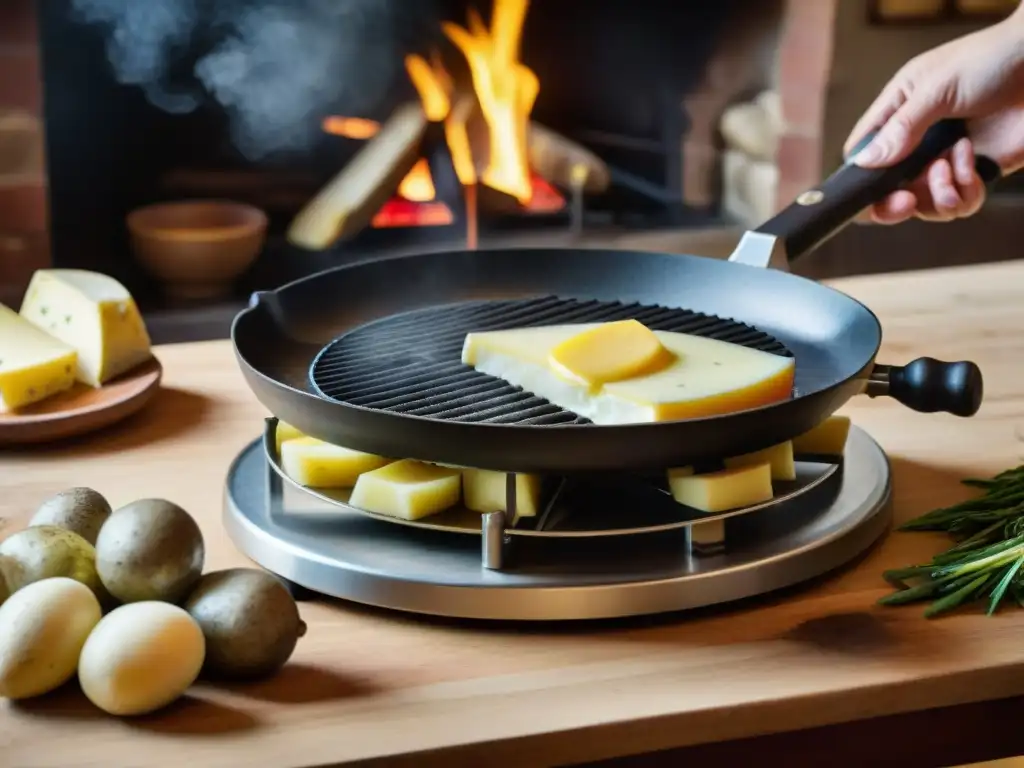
880;464;1024;617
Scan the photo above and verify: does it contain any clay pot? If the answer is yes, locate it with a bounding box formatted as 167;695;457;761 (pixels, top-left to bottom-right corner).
126;200;267;301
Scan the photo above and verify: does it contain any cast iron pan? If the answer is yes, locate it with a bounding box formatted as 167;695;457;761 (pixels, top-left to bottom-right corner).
233;119;1001;473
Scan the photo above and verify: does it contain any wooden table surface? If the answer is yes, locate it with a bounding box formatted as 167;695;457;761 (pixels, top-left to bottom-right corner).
3;260;1024;768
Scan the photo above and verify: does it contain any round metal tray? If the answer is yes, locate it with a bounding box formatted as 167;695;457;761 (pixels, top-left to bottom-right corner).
223;425;892;621
262;418;841;538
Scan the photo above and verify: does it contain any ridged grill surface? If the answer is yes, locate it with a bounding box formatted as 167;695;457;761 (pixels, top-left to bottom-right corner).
309;296;792;426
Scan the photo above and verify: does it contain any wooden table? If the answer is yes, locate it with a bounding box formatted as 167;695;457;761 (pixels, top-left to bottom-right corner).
3;260;1024;768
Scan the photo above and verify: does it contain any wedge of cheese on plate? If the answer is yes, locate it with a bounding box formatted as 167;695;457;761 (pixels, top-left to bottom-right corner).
792;415;851;456
724;440;796;481
462;321;794;424
667;462;774;513
19;269;152;387
349;459;462;521
462;468;543;519
0;303;78;412
280;436;392;488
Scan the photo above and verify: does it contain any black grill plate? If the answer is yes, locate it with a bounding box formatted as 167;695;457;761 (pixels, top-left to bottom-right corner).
309;296;792;426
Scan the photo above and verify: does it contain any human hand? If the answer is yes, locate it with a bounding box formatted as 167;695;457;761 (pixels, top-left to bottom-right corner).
844;14;1024;225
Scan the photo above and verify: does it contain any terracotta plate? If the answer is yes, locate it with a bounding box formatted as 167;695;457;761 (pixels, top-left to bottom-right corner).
0;357;163;446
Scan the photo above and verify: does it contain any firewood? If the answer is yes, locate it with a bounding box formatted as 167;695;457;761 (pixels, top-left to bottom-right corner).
528;122;610;195
287;101;428;250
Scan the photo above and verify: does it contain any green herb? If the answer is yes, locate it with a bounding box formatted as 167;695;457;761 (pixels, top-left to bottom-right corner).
880;464;1024;618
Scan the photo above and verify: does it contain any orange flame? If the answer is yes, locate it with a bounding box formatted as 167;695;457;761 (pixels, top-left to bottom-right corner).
443;0;537;204
404;53;451;121
397;157;436;202
321;116;380;139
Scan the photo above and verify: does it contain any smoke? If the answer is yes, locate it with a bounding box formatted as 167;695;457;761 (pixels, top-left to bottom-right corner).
70;0;428;160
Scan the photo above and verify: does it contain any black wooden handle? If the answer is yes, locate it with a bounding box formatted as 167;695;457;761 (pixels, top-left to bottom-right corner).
755;118;1003;261
887;357;984;417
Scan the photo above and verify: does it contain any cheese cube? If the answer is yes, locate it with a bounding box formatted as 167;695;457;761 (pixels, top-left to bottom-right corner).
274;420;306;456
792;415;851;456
280;436;392;488
724;440;796;481
462;468;543;518
548;319;674;391
463;324;794;424
349;459;462;520
691;518;726;551
0;303;78;412
667;462;773;513
19;269;152;387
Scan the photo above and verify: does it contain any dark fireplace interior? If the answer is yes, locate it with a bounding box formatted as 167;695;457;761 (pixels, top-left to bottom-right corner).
38;0;751;314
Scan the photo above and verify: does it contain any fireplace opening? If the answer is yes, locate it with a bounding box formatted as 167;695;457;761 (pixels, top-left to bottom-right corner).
38;0;780;311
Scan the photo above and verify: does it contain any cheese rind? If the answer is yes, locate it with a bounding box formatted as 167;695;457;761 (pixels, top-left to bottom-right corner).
19;270;152;387
724;441;796;481
792;415;851;456
548;319;675;392
280;436;392;488
667;462;773;513
349;459;462;521
462;468;542;519
463;323;794;424
0;303;78;412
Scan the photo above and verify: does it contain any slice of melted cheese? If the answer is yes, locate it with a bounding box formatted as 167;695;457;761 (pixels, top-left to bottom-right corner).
0;303;78;412
462;323;794;424
19;269;152;387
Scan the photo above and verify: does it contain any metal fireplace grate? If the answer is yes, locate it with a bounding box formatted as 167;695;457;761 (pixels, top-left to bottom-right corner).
308;296;792;426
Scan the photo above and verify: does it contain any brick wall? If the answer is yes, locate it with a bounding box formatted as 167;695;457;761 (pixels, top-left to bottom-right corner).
679;0;838;215
0;0;48;307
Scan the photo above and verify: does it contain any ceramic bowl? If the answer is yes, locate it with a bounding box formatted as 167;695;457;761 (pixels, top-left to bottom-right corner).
126;199;267;301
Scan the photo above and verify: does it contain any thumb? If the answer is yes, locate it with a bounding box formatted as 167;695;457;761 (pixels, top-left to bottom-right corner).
853;92;948;168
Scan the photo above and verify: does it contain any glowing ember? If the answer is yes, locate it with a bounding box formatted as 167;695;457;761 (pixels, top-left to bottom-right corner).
321;116;380;139
371;199;454;228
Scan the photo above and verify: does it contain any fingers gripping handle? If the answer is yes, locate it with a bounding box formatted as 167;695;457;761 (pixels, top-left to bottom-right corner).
869;357;984;417
754;119;1002;262
846;130;1002;185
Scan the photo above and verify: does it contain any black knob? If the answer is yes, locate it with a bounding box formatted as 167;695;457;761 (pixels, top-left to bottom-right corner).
248;291;269;309
888;357;983;417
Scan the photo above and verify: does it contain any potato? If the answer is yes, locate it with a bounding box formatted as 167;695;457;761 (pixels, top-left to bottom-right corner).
0;555;15;606
184;568;307;680
29;487;112;545
78;601;206;716
95;499;205;604
0;526;109;604
0;577;102;699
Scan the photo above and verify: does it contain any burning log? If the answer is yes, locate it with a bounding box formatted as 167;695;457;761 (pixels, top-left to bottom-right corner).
528;122;610;195
287;101;428;250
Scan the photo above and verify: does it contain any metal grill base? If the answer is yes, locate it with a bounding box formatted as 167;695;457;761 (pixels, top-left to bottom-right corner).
222;427;892;621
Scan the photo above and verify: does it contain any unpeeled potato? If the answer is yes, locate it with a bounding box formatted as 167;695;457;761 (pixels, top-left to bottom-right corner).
0;577;102;699
78;601;205;716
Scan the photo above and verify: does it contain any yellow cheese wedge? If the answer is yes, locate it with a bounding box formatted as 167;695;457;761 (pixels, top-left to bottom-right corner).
462;323;794;424
462;468;543;519
274;420;306;455
349;459;462;521
548;319;675;392
19;269;152;387
280;436;393;488
667;462;773;513
0;303;78;412
792;415;851;456
724;440;796;481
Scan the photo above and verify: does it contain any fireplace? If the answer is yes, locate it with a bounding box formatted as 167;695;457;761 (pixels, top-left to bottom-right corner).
34;0;769;302
1;0;1021;342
